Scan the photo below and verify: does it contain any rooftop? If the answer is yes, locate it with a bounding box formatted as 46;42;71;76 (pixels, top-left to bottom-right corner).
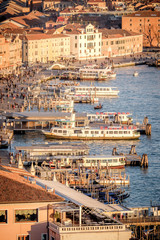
0;169;63;203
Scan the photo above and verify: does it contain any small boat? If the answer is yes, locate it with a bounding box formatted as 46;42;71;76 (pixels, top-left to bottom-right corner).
0;140;9;149
133;71;138;77
94;103;103;109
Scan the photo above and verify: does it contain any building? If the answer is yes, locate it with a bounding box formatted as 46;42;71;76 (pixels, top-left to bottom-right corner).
0;167;63;240
122;11;160;47
0;34;22;72
63;23;102;60
100;29;143;57
23;33;70;63
87;0;107;9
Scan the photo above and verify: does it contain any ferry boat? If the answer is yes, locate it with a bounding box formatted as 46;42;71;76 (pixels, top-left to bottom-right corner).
70;85;119;97
79;64;116;80
41;114;140;140
48;155;126;169
82;155;126;169
87;112;133;124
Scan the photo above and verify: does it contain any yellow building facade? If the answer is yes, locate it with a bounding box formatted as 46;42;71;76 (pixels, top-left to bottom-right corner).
23;33;70;64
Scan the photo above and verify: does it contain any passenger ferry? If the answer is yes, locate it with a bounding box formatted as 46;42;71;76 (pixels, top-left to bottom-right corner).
48;155;126;169
70;85;119;97
87;112;133;124
82;155;126;169
42;114;140;140
79;64;116;80
60;64;116;81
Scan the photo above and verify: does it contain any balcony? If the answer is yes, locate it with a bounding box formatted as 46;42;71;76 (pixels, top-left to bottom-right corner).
49;221;125;234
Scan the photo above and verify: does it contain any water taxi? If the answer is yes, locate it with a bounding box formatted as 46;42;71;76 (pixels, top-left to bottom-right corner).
41;114;140;140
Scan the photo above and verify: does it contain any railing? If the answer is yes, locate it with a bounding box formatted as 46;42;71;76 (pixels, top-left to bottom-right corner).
121;216;160;224
49;222;125;233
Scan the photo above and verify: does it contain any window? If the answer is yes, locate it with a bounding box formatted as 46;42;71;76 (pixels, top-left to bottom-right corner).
75;36;77;39
18;235;29;240
75;43;77;48
0;210;7;223
41;233;47;240
15;209;38;223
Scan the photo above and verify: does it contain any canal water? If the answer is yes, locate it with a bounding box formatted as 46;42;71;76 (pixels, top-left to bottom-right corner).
10;65;160;208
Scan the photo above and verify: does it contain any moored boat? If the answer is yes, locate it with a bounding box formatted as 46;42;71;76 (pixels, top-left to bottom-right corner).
41;114;140;140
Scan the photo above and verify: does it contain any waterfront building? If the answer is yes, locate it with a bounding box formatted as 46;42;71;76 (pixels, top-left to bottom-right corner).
0;168;63;240
63;23;102;60
122;11;160;47
100;29;143;57
22;33;70;63
0;34;22;72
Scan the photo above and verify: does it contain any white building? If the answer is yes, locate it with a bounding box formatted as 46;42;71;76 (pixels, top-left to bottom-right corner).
63;24;102;60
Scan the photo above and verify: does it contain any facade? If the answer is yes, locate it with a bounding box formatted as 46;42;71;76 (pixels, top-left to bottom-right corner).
87;0;107;9
23;33;70;63
63;24;102;60
122;11;160;47
0;34;22;72
101;29;143;57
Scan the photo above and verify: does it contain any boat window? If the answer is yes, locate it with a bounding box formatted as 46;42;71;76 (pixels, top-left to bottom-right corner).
124;131;127;134
63;130;67;133
128;131;131;134
95;131;99;134
58;130;62;133
109;131;113;134
114;131;118;134
113;159;117;162
91;131;94;134
85;131;89;134
119;131;123;134
54;130;57;133
100;88;102;91
101;131;104;134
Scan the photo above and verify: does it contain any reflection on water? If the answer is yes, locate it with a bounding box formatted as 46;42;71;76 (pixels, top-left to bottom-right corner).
11;65;160;207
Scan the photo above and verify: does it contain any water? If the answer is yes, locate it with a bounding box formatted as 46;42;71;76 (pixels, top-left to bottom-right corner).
10;65;160;207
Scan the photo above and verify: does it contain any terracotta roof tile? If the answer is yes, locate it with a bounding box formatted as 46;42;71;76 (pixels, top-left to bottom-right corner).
0;169;63;203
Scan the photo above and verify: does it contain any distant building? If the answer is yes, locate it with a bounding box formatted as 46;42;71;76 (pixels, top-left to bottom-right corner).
23;33;70;63
100;29;143;57
0;34;22;72
63;23;102;59
122;11;160;47
87;0;107;9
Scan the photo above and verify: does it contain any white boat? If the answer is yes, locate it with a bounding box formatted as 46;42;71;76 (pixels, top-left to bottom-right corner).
67;86;119;97
42;114;140;140
87;112;133;124
79;64;116;80
82;155;126;169
133;71;138;77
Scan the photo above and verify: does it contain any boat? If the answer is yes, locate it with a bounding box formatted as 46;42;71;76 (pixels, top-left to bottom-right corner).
0;139;8;149
87;112;133;124
79;64;116;80
41;114;140;140
94;103;103;109
61;85;119;97
133;71;138;77
60;64;116;81
82;155;126;169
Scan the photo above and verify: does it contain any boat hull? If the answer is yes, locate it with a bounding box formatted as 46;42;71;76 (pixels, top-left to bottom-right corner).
42;132;140;140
